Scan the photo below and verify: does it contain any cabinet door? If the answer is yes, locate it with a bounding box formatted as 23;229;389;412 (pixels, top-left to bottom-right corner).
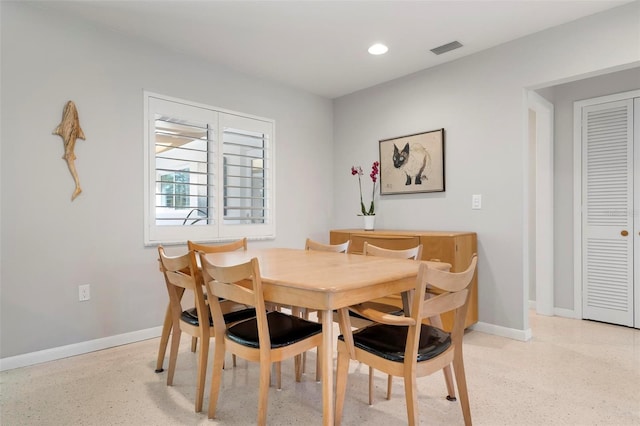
420;235;456;265
329;231;350;246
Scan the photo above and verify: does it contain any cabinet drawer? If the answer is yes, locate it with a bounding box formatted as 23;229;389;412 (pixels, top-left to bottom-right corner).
350;234;420;254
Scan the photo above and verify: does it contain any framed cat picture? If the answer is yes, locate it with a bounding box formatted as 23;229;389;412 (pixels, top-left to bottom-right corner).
379;128;445;195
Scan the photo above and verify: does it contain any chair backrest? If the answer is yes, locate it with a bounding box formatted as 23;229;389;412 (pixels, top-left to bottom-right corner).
363;242;423;260
187;238;247;285
408;254;478;352
305;238;349;253
200;255;271;351
187;238;247;254
158;246;209;330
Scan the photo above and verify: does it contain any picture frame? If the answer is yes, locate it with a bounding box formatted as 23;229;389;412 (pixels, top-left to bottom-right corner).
379;128;445;195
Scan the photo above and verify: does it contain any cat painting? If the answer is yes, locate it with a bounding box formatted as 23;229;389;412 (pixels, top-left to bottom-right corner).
393;142;431;185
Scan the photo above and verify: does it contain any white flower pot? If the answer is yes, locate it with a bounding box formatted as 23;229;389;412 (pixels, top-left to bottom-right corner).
363;215;375;231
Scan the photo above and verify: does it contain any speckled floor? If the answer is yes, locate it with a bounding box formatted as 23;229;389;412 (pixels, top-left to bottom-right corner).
1;312;639;425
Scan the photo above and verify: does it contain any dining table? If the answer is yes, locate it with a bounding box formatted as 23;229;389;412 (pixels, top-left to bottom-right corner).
202;247;450;425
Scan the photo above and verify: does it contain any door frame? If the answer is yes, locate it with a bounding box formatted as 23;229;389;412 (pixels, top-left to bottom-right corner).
635;98;640;329
573;89;640;320
527;91;555;316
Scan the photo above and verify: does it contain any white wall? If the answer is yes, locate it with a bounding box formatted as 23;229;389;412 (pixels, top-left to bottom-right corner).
332;2;640;331
0;2;333;358
537;67;640;311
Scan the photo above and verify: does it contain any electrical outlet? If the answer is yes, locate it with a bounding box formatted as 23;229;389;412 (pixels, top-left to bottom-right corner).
79;284;90;301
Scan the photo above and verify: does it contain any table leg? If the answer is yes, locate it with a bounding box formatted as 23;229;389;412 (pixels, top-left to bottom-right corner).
321;309;334;426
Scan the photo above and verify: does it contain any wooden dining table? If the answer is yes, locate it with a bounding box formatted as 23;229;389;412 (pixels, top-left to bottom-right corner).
203;247;450;425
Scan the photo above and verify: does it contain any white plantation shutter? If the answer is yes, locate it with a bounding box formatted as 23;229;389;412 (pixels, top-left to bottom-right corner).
218;113;273;239
581;99;634;326
144;93;275;245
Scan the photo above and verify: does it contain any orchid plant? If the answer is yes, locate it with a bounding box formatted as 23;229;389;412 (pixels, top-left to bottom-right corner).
351;161;380;216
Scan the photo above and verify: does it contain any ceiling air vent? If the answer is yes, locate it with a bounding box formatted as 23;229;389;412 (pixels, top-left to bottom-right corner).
430;41;463;55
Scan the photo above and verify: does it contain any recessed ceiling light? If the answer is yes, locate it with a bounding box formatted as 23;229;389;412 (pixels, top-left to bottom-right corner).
368;43;388;55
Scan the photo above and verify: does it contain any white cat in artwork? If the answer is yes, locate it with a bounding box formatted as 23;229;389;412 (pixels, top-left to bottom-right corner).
392;142;431;185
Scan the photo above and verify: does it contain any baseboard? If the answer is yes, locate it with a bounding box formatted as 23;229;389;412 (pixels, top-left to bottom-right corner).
470;321;532;342
0;326;163;372
529;300;580;319
553;307;579;319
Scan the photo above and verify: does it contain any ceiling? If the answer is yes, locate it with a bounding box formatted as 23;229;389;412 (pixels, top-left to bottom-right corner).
34;0;632;98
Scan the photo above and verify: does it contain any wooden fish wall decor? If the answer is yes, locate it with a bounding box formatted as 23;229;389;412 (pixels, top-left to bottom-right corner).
53;101;86;201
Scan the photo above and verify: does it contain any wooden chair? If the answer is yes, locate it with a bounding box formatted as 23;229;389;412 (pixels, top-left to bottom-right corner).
302;237;350;380
201;255;323;425
189;238;286;389
360;242;423;404
157;247;211;412
305;237;350;253
155;238;248;373
335;254;478;426
363;241;423;260
156;241;254;413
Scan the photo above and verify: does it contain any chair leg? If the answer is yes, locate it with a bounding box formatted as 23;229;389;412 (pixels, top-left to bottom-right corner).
194;336;209;413
386;374;392;400
403;370;419;426
301;308;309;373
276;361;282;389
453;353;472;426
315;310;322;382
166;326;181;386
368;366;374;405
294;354;303;382
257;361;271;426
191;336;198;352
155;305;172;373
207;338;226;419
315;351;321;382
335;343;350;426
443;364;457;401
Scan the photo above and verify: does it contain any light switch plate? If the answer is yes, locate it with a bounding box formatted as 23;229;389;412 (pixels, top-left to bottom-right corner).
472;194;482;210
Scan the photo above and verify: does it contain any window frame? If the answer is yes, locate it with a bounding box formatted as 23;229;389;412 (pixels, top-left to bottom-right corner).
143;91;276;246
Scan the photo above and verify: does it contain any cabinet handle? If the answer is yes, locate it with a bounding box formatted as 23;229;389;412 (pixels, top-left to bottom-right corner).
621;230;628;236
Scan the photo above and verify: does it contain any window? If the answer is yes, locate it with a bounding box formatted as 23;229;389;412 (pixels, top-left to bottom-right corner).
144;92;275;245
160;169;190;210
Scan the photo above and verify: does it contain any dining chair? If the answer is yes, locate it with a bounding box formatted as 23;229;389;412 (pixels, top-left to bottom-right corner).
302;237;350;380
305;237;350;253
335;254;478;426
155;238;248;373
360;241;423;404
188;240;247;343
156;243;255;413
189;239;285;388
200;255;323;425
157;246;211;413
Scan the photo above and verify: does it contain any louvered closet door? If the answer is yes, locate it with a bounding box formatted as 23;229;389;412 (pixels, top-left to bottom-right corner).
582;99;634;326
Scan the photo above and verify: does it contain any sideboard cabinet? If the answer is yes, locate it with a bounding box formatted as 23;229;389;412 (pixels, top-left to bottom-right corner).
329;229;478;330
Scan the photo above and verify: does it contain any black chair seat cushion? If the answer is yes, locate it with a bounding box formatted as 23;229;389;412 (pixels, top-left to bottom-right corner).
339;323;451;363
226;311;322;349
180;307;256;327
